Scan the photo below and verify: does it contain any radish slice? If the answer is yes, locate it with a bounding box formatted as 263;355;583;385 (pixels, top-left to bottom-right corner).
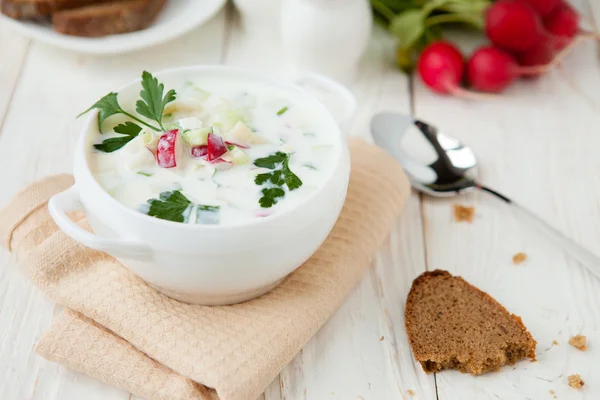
207;133;228;161
191;145;208;158
156;129;179;168
225;141;249;149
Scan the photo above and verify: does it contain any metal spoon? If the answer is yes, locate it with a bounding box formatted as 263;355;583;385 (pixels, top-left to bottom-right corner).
371;112;600;279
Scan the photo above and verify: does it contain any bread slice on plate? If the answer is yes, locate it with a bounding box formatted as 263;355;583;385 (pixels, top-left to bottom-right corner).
1;0;113;19
52;0;166;37
405;270;536;375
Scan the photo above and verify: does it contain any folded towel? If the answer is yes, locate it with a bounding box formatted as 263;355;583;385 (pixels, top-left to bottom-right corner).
0;137;410;400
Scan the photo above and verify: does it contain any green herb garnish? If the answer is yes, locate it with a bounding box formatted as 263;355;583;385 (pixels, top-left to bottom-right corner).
145;191;219;224
79;71;177;138
137;171;153;177
136;71;177;131
253;152;303;208
259;188;285;208
276;107;288;116
146;191;192;223
93;122;142;153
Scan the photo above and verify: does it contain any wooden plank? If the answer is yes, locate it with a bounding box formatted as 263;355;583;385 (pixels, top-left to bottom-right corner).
0;10;228;400
223;16;436;397
413;9;600;400
0;22;30;131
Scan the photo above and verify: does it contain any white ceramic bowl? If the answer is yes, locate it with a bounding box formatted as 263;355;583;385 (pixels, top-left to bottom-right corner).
48;66;355;305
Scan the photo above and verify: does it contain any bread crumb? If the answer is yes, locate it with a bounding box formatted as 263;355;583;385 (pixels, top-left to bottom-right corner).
453;205;475;222
380;336;384;341
407;389;415;396
569;335;587;351
552;340;559;346
567;374;584;389
549;390;557;399
512;252;527;265
549;389;554;394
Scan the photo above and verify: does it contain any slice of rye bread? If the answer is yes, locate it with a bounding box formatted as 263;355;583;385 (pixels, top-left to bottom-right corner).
1;0;115;19
52;0;165;37
405;270;536;375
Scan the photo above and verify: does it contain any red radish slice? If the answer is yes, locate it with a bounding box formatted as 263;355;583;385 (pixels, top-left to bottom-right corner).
485;0;545;52
191;145;208;158
207;133;228;162
519;0;561;17
156;130;179;168
225;141;249;149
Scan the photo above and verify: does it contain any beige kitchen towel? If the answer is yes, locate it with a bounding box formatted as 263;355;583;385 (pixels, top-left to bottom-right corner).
0;138;411;400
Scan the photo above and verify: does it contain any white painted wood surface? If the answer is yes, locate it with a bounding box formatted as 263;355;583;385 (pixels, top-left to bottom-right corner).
1;3;599;399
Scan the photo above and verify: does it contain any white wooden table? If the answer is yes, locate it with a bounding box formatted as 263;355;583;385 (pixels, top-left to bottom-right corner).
2;3;600;399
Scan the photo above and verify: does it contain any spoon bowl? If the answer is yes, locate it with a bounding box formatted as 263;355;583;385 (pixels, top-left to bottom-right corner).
371;112;479;197
370;111;600;280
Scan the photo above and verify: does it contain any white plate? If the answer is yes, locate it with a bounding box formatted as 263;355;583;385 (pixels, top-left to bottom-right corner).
0;0;227;55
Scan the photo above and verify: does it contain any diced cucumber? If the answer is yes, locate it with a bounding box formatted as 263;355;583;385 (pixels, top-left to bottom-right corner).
141;129;158;149
181;128;211;146
221;146;250;165
178;117;203;131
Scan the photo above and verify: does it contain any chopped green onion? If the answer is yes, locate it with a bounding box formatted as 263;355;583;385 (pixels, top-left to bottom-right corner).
277;107;288;116
137;171;153;177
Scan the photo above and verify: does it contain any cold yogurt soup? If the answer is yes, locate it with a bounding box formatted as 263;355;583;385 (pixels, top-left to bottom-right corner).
84;71;338;225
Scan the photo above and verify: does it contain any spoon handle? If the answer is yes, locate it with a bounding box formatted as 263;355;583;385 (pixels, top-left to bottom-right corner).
478;185;600;280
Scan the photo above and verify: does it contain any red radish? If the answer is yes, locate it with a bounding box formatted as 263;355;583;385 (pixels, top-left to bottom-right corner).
206;133;228;162
156;130;179;168
468;43;583;92
485;0;545;52
544;2;579;40
225;141;249;149
191;145;208;158
518;40;555;68
519;0;561;17
417;41;464;95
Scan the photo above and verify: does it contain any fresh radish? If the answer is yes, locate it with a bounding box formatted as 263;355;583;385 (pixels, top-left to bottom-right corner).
485;0;545;52
417;41;465;95
156;130;179;168
519;0;561;17
543;1;600;50
206;133;228;162
468;43;583;92
191;145;208;158
518;41;554;68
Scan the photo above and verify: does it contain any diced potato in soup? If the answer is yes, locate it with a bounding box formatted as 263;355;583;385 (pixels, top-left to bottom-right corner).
86;73;337;225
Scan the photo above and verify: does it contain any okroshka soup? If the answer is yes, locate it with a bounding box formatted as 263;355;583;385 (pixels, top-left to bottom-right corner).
84;70;341;226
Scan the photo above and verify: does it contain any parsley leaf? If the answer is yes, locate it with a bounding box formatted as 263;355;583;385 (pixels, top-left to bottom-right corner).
277;106;289;116
78;92;124;132
253;152;303;208
283;159;302;190
114;121;143;136
93;136;137;153
146;191;192;223
259;188;285;208
93;122;142;153
254;152;288;169
79;92;161;133
136;71;177;131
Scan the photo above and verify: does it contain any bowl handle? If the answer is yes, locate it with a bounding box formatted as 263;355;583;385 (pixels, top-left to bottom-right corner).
295;73;357;134
48;185;152;261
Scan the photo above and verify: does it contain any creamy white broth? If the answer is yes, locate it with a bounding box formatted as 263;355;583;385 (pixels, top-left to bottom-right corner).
87;74;339;225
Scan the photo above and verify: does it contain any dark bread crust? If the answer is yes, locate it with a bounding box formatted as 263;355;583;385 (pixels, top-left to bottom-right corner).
52;0;165;37
1;0;113;19
405;269;537;375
